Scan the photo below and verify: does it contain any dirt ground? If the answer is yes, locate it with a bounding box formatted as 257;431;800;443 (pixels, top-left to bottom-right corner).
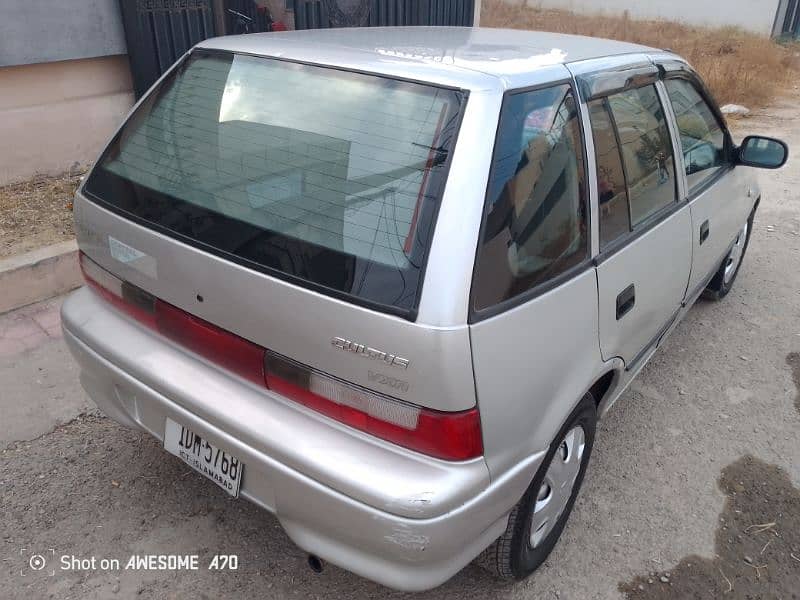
0;171;81;258
1;98;799;599
619;456;800;598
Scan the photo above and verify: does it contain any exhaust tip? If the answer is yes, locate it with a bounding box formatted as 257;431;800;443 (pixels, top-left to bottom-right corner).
307;554;324;574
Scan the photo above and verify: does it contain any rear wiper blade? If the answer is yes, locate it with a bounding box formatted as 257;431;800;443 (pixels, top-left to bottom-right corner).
411;142;448;166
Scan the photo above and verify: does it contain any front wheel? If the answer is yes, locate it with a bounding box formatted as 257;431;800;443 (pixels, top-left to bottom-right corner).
703;210;754;300
477;393;597;580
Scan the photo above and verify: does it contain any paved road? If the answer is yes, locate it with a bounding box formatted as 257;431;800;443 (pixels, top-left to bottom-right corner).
0;296;89;447
2;99;799;599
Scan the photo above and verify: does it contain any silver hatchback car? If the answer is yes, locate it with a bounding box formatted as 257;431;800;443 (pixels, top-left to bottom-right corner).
62;27;788;590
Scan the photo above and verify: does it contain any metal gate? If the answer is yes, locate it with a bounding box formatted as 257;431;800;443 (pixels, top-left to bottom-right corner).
224;0;274;34
781;0;800;38
120;0;217;98
294;0;475;30
121;0;476;98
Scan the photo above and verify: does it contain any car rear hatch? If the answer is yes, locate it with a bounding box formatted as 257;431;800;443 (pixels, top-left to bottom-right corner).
74;48;480;460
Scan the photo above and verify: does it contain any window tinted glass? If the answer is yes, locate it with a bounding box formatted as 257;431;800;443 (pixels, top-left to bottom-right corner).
84;51;465;314
473;85;587;311
589;99;630;248
607;85;677;225
665;78;727;191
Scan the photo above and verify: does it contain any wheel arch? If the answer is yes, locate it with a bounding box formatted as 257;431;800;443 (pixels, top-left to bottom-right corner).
588;369;621;416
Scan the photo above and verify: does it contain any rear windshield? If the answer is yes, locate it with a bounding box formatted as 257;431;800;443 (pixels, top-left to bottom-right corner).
84;50;466;317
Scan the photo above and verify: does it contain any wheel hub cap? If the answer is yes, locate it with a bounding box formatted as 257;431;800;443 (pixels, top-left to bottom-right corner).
529;425;585;548
723;221;748;285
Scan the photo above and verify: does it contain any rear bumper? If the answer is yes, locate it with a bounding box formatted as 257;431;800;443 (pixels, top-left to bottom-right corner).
61;287;544;591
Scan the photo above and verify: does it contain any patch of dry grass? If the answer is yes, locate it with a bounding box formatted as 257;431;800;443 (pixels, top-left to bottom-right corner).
0;172;83;258
482;0;800;109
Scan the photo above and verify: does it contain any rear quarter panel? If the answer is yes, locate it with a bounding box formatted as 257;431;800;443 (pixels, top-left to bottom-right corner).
469;269;604;476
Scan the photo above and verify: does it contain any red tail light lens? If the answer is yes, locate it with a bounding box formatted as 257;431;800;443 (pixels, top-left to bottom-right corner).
80;251;156;328
264;351;483;461
81;251;262;383
155;302;265;385
79;252;483;461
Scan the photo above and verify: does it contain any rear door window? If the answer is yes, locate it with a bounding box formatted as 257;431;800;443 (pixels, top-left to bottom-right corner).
83;51;466;316
472;84;588;311
589;83;679;250
606;85;677;226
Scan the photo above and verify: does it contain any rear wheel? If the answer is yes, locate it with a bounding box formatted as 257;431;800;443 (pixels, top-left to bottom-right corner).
477;393;596;580
703;210;754;300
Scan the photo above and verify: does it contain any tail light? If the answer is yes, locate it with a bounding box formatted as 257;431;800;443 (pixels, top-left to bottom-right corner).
155;301;265;386
264;352;482;461
79;252;262;384
79;252;483;461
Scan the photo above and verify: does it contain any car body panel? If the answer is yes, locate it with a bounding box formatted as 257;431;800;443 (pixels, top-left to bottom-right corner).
685;167;754;299
469;268;603;475
595;207;693;365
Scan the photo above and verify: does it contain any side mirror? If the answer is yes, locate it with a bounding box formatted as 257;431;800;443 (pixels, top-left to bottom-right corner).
737;135;788;169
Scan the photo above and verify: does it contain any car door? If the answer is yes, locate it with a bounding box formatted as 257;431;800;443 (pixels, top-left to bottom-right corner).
586;80;692;367
658;70;754;301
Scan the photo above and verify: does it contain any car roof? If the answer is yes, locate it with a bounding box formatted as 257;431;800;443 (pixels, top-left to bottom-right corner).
197;26;657;91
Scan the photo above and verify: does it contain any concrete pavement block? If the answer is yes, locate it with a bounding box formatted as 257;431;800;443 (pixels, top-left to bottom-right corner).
0;240;82;314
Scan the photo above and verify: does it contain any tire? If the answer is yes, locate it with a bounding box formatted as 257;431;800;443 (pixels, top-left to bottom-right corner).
702;209;754;301
477;392;597;580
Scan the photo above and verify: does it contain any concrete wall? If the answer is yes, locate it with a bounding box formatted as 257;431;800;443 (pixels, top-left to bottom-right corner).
0;56;135;185
500;0;782;35
0;0;127;67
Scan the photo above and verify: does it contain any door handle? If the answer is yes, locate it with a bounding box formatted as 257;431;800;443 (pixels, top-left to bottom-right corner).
616;284;635;320
699;220;710;245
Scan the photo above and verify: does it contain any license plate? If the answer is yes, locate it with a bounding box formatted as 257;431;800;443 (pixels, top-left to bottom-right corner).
164;418;243;497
